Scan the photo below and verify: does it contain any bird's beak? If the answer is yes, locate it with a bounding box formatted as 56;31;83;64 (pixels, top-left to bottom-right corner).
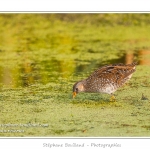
72;92;77;98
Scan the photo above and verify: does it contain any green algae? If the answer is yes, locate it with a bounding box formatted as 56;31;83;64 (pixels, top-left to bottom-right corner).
0;14;150;137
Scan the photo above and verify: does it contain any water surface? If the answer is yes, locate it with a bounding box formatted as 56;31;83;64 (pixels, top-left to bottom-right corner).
0;14;150;137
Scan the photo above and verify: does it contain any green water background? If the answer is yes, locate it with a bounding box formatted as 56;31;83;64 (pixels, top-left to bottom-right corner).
0;14;150;136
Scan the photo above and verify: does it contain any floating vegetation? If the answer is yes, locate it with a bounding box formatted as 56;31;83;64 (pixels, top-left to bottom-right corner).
0;14;150;136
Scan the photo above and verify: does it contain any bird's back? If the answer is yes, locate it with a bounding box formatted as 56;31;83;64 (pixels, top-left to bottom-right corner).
84;63;136;94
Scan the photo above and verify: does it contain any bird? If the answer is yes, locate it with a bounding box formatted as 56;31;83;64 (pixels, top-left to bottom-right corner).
72;62;137;101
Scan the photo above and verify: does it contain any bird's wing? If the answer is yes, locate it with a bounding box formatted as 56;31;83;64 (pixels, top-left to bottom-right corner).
87;63;136;85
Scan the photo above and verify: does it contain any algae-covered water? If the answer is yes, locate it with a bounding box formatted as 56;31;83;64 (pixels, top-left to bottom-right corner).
0;14;150;137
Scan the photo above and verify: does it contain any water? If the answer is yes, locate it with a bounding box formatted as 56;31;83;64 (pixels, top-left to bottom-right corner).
0;14;150;88
0;14;150;137
0;47;149;88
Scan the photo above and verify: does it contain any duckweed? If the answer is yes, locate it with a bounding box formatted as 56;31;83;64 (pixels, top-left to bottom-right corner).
0;14;150;136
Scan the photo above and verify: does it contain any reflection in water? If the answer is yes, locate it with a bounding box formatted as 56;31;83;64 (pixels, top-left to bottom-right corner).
138;50;150;65
108;49;150;66
0;49;150;88
2;67;12;87
125;52;134;64
21;61;40;87
123;49;150;66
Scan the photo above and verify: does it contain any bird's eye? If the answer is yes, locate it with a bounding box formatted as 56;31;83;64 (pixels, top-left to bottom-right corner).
75;88;78;92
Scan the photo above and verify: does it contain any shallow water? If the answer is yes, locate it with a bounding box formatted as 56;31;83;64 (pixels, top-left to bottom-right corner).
0;14;150;137
1;41;150;88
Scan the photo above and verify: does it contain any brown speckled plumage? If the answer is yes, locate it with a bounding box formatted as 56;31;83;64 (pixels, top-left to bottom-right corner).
73;63;136;99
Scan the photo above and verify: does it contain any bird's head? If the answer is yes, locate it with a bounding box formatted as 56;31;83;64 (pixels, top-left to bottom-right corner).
72;80;85;98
